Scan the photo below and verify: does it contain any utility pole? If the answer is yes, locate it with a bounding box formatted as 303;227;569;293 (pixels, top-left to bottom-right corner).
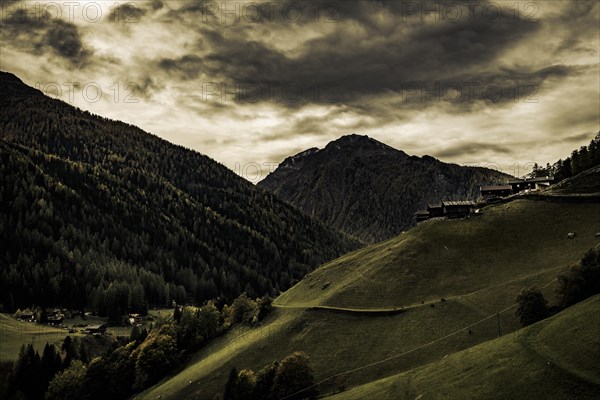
497;313;501;338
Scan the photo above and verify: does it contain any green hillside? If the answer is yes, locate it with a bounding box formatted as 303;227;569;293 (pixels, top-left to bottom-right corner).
0;314;71;361
139;193;600;400
328;294;600;400
276;199;600;309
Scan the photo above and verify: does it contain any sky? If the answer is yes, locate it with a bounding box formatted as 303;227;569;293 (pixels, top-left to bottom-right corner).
1;0;599;182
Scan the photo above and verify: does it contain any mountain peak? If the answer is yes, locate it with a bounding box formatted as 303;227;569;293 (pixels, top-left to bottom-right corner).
334;133;371;142
329;133;381;147
259;135;510;243
323;134;406;157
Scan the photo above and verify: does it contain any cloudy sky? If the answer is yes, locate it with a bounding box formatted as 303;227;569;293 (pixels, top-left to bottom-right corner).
1;0;598;181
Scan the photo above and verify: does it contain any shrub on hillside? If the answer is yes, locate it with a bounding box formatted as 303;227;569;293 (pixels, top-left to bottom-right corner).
557;248;600;307
231;293;257;324
223;352;318;400
131;323;178;390
515;286;549;326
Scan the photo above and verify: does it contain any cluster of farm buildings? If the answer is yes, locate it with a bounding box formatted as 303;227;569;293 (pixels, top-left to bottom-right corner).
16;309;145;334
415;176;554;223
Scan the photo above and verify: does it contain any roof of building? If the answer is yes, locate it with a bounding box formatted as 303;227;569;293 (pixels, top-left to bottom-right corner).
414;210;430;216
443;200;476;207
85;324;106;330
427;204;443;209
480;185;512;191
508;176;554;184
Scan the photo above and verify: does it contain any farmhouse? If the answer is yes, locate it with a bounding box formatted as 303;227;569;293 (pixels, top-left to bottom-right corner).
83;324;107;335
443;201;476;219
427;204;444;218
129;313;143;326
19;313;35;322
415;200;477;222
508;176;554;194
480;176;555;199
480;185;513;199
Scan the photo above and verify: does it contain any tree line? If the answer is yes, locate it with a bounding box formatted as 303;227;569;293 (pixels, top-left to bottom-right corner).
527;132;600;181
515;247;600;326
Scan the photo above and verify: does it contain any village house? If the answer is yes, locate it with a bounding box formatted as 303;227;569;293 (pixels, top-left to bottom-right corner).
19;312;35;322
83;324;107;335
129;313;143;326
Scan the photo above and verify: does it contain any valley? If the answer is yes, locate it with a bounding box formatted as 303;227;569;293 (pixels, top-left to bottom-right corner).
1;72;598;400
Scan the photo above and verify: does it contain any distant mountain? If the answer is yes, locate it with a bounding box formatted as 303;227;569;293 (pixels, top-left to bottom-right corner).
258;134;511;243
0;71;360;313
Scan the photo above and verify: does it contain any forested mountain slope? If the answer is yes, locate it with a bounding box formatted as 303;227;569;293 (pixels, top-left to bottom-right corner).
0;72;360;314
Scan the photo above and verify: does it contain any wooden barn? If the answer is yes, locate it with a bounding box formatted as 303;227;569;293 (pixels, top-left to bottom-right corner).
414;210;430;223
442;200;476;219
427;204;444;218
83;324;107;335
480;185;513;199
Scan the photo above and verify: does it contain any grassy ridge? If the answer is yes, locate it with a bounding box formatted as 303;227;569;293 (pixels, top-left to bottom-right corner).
140;198;600;400
328;294;600;400
276;199;600;309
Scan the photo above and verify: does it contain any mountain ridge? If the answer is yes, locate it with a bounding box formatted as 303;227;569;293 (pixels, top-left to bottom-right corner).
259;134;512;243
0;71;361;313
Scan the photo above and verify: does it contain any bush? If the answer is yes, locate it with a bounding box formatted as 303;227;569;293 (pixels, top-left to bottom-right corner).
257;296;273;322
515;286;549;326
231;293;257;324
557;248;600;307
132;323;178;390
223;352;318;400
271;352;318;400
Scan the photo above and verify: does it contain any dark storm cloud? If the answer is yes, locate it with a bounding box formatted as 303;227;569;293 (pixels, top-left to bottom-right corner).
159;55;207;80
1;8;91;65
45;19;89;60
106;3;147;23
559;132;597;144
554;1;599;53
433;142;513;159
156;0;558;110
